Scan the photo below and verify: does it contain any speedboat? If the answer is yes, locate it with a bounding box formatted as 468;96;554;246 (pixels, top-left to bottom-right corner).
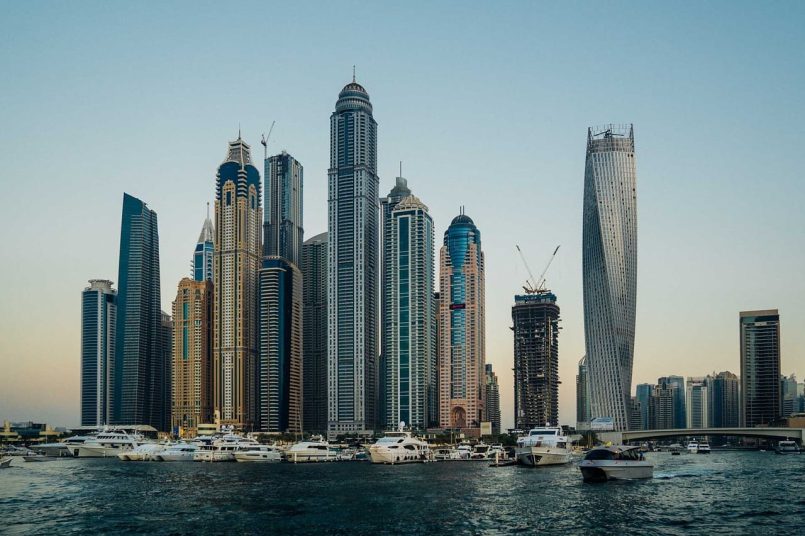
285;436;338;463
118;443;166;461
668;444;683;455
515;426;573;467
369;427;431;465
579;445;653;482
696;441;711;454
75;430;147;458
0;458;12;468
234;445;283;463
23;454;56;462
686;440;699;454
154;442;200;462
775;440;800;454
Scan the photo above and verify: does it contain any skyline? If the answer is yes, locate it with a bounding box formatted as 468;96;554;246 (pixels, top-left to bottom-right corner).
2;2;805;430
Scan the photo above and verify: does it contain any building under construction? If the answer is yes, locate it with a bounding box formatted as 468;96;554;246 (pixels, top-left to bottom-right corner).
512;292;560;429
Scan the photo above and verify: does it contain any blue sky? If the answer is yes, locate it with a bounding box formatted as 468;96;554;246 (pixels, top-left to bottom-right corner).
1;1;803;428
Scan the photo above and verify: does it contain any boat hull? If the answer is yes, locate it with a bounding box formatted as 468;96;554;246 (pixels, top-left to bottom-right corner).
76;446;129;458
369;448;426;464
234;452;282;463
579;461;653;482
285;452;337;463
515;447;573;467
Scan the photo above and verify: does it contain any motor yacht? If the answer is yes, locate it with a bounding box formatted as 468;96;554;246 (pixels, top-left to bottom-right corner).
153;442;200;462
433;447;462;461
775;440;800;454
369;425;431;464
23;454;56;462
118;443;166;461
668;444;683;455
696;441;711;454
456;444;472;460
75;430;147;458
515;426;573;467
1;457;12;468
234;445;283;463
193;434;261;462
285;436;339;463
470;442;491;460
579;445;653;482
686;440;699;454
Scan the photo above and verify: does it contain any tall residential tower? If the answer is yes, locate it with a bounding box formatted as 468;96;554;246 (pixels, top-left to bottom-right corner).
740;309;781;427
302;232;328;433
582;125;638;431
81;279;116;427
327;77;380;436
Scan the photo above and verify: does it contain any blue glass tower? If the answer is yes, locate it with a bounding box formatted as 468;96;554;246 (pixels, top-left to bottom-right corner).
327;76;380;436
193;204;214;282
81;279;116;426
114;193;166;429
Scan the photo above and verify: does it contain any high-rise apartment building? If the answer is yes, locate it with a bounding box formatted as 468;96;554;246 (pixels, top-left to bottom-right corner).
171;278;212;435
114;193;166;429
635;383;653;431
686;377;709;429
81;279;116;427
193;209;214;282
438;211;485;433
576;356;590;428
327;77;380;436
708;371;740;428
739;309;781;427
263;151;303;265
512;292;560;429
382;189;436;431
159;311;173;432
485;364;501;436
781;374;797;418
659;375;686;429
257;258;303;433
649;379;676;430
214;136;262;429
302;233;328;433
582;125;638;431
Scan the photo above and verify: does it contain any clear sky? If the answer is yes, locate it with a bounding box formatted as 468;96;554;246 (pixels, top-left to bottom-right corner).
1;1;803;430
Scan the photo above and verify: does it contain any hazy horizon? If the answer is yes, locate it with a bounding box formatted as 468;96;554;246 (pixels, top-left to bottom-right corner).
2;1;803;430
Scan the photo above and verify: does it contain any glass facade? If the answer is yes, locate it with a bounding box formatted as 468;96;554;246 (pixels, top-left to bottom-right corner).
740;310;781;427
263;151;303;266
302;233;328;433
81;280;116;427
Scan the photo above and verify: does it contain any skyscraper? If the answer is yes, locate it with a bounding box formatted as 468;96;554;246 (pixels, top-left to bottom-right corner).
159;311;173;433
708;371;740;428
659;375;686;429
380;175;412;428
81;279;116;427
582;125;638;431
485;364;501;436
382;189;436;430
114;193;165;429
302;232;328;433
327;77;379;437
576;356;590;428
781;373;797;418
193;207;214;282
438;210;485;433
739;309;781;427
263;151;303;265
635;383;653;430
512;292;560;429
257;258;303;433
649;379;675;430
214;136;262;429
686;377;709;429
171;278;212;435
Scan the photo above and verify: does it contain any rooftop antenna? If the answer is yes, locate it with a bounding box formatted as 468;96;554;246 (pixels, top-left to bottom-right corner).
353;65;356;83
206;202;210;220
399;160;402;178
261;121;275;161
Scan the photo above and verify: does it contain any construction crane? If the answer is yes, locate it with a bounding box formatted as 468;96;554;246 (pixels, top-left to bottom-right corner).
260;120;276;160
516;244;560;294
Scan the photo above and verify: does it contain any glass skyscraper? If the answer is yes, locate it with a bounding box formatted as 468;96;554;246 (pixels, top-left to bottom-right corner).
576;356;591;428
214;136;262;429
327;77;379;436
686;377;709;428
740;309;781;427
193;206;214;282
513;293;561;429
263;151;303;265
114;193;166;429
302;232;328;433
707;371;740;428
582;125;638;431
485;364;501;436
438;211;485;432
81;279;116;427
381;188;436;431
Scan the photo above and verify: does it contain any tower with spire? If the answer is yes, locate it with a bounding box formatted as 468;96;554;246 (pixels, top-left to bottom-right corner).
193;203;214;282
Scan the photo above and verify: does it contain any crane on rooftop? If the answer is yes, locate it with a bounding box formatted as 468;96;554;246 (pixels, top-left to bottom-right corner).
516;244;560;295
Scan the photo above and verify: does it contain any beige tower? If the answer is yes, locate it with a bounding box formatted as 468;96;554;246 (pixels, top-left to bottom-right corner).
213;136;262;429
438;211;486;434
171;278;213;435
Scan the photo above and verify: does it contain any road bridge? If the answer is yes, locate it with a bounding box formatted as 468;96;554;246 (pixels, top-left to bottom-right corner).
597;427;804;445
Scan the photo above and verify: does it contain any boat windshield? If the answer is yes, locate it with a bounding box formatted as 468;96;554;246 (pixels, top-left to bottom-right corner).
584;449;615;461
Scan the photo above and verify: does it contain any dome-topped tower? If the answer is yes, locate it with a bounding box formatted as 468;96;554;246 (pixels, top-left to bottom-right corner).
336;73;372;114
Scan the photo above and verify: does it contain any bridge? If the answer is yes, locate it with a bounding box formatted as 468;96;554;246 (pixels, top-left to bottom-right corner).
597;427;805;444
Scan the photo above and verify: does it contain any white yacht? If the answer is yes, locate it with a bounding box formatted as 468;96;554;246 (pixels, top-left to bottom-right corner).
775;440;800;454
234;445;283;463
193;434;260;462
470;442;491;460
456;444;472;460
686;440;699;454
1;457;13;468
696;441;711;454
153;442;200;462
369;425;431;465
433;447;462;461
579;445;654;482
285;436;338;463
515;426;573;467
118;443;166;461
75;431;147;458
